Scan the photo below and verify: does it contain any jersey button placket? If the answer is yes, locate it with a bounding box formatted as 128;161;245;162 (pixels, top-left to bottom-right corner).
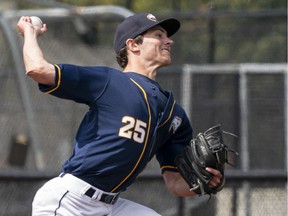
151;85;157;98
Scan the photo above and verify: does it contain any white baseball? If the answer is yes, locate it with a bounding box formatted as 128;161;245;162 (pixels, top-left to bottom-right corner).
30;16;43;28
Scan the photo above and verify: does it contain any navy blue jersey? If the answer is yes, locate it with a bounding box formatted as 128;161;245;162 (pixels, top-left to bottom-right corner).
39;64;193;193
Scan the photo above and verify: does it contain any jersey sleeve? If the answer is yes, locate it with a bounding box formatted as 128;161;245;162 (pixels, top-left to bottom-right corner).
38;64;111;105
156;113;193;173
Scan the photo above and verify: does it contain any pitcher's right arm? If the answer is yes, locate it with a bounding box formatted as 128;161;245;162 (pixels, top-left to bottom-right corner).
17;16;55;86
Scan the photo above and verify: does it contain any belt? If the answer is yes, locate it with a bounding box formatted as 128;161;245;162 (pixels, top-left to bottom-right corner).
59;173;119;205
84;187;119;204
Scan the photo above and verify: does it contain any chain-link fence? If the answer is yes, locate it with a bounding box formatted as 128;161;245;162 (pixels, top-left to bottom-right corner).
0;6;287;216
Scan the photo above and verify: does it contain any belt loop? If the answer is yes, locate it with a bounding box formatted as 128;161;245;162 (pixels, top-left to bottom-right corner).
92;189;101;200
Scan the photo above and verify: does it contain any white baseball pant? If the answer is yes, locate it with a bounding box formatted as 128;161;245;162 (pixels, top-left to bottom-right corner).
32;173;161;216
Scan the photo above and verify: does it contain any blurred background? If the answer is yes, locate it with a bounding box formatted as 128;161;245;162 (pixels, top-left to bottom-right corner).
0;0;287;215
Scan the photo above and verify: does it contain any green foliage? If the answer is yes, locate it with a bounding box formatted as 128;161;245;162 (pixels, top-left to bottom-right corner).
60;0;124;6
18;0;286;63
53;0;286;11
19;0;286;11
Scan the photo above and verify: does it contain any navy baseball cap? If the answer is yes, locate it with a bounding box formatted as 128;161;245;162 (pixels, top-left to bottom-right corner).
113;13;180;53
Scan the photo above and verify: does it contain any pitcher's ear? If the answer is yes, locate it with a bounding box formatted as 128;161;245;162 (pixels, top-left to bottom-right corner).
125;38;140;52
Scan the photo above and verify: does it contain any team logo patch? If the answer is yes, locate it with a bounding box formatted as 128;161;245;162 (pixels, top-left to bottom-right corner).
169;116;182;134
147;14;157;22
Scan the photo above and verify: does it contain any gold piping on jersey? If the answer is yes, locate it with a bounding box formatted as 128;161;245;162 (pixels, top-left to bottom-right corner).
158;100;176;128
111;78;152;192
148;101;176;158
161;165;177;170
44;64;61;94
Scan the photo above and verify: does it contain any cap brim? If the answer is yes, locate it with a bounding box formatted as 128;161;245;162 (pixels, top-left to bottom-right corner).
158;18;181;37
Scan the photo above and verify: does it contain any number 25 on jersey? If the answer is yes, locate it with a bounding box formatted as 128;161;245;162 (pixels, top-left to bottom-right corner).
118;116;147;144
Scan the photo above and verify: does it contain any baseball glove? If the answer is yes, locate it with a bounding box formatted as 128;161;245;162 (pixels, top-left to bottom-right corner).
175;124;238;196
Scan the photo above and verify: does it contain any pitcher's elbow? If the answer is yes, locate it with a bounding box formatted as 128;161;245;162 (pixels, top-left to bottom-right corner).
25;64;44;78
